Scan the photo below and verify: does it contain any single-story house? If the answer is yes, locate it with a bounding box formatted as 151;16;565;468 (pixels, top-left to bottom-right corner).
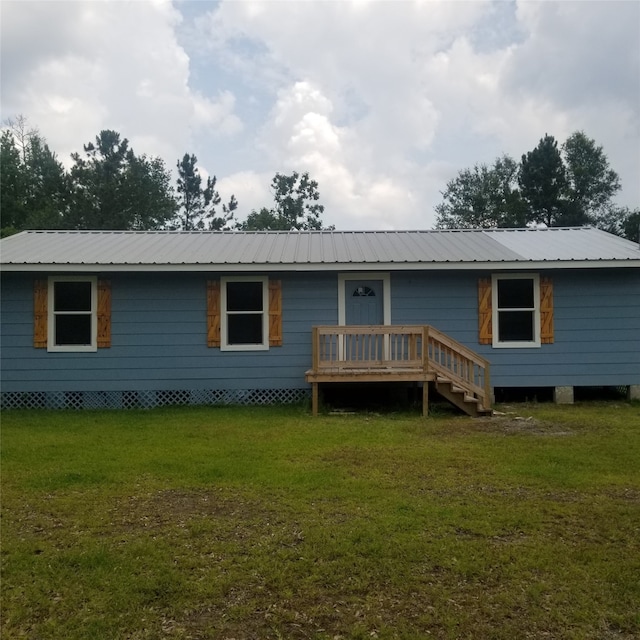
1;227;638;414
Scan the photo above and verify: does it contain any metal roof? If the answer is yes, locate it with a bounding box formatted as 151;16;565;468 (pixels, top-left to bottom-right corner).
1;228;639;272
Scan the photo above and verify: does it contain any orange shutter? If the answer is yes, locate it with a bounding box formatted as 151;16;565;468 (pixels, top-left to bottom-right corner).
97;279;112;348
478;278;492;344
34;279;48;348
207;280;221;347
269;279;283;347
540;277;554;344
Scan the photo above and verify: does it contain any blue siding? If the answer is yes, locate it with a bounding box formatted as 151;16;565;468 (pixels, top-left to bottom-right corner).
0;272;337;394
1;268;638;396
391;269;640;387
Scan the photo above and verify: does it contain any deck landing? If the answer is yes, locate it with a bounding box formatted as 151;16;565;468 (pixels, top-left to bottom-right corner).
305;325;492;417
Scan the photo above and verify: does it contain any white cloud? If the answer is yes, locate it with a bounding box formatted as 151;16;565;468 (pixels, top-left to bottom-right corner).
188;2;640;228
1;0;637;230
192;90;243;135
501;0;640;208
216;170;270;216
511;1;639;109
252;80;419;229
1;0;242;169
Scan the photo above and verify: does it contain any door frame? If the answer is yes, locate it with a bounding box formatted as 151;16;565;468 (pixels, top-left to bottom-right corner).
338;272;391;326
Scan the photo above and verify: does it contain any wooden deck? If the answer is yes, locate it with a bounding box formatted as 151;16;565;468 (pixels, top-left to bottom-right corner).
305;325;491;417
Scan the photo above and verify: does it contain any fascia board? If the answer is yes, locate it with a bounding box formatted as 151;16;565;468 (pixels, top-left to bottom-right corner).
1;260;639;272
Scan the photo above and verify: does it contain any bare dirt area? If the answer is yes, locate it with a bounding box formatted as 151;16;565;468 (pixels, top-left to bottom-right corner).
110;488;280;535
471;408;575;435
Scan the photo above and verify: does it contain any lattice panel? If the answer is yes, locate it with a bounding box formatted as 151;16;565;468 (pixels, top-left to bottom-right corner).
1;388;310;411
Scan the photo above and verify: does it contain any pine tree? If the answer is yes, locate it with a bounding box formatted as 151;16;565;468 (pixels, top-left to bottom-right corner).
175;154;236;230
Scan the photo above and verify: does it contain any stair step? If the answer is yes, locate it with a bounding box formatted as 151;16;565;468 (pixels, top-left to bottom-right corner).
435;375;492;417
437;378;465;393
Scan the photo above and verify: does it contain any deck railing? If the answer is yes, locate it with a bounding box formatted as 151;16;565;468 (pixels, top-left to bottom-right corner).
310;325;491;410
313;325;425;371
425;325;490;407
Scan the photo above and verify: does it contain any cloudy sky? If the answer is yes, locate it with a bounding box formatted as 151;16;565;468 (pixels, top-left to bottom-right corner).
1;0;638;230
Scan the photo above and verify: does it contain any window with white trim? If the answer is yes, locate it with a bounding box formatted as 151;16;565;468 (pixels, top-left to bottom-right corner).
220;276;269;351
492;274;540;348
48;276;98;352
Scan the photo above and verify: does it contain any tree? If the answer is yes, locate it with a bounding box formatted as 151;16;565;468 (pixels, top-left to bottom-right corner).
562;131;621;222
23;133;70;229
596;205;640;243
239;171;332;231
215;194;238;231
68;130;176;230
435;131;633;236
271;171;326;230
1;118;69;236
519;134;569;227
435;155;528;229
174;154;237;230
1;130;25;235
241;207;284;231
621;208;640;243
5;114;33;165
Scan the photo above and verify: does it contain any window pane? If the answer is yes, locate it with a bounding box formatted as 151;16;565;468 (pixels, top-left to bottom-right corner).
228;314;263;345
497;279;534;309
55;315;92;345
498;311;534;342
55;281;92;312
227;282;263;311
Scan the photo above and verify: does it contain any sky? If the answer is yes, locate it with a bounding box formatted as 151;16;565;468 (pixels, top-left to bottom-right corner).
1;0;639;230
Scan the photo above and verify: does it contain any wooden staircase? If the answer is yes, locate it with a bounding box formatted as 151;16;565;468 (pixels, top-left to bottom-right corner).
434;376;493;417
306;325;492;417
425;325;493;417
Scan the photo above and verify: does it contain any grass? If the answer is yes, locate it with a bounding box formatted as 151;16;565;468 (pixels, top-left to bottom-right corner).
1;401;639;639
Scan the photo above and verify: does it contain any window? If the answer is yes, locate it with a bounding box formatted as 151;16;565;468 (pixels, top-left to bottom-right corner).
220;276;269;350
353;286;375;297
492;274;540;348
48;277;97;352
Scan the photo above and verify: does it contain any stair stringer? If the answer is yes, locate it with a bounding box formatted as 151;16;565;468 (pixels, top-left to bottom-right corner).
434;376;492;418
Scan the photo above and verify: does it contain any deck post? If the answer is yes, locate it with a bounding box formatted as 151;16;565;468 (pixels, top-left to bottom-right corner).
422;325;430;374
312;326;319;372
409;333;417;361
422;381;429;417
484;366;491;412
312;382;319;416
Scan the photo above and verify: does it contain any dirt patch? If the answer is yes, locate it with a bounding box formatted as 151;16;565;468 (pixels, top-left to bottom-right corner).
472;413;574;435
109;488;281;534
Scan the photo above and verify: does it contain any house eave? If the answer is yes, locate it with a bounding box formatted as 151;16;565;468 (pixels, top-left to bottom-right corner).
2;259;639;273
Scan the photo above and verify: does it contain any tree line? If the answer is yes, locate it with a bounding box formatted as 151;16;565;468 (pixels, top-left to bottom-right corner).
2;117;637;241
0;116;332;237
435;131;638;242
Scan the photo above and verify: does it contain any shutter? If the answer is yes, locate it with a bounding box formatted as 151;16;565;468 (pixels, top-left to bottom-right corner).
34;279;48;348
478;278;492;345
207;280;221;347
269;279;283;347
97;279;112;348
540;276;554;344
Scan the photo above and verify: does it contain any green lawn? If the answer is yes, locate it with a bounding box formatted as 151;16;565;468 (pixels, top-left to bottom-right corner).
1;402;639;639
